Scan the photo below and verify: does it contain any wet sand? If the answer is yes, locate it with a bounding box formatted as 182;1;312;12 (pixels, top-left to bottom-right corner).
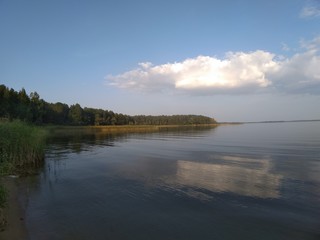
0;177;28;240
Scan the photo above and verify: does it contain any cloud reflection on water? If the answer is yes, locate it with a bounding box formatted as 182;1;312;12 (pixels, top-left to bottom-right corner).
175;157;282;199
115;154;283;200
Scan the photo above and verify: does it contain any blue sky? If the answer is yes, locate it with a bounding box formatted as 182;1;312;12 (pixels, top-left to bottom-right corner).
1;0;320;122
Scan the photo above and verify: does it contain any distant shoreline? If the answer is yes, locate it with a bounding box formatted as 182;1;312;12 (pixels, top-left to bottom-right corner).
218;119;320;125
47;123;219;134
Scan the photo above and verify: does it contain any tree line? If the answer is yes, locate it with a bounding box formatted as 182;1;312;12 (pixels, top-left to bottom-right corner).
0;85;216;125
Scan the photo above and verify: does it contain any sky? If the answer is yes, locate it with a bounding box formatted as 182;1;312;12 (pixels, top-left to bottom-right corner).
1;0;320;122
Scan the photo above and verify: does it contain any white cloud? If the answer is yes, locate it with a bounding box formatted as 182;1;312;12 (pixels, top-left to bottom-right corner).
106;37;320;95
107;51;279;94
281;43;290;52
271;49;320;94
300;36;320;51
300;6;320;18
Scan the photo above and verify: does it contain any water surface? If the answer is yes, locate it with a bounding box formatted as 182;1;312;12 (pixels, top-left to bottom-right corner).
25;122;320;239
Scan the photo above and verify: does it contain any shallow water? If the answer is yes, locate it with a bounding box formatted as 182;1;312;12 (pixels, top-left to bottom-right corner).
25;122;320;240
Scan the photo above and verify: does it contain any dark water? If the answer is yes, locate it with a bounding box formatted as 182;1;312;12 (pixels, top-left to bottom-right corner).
24;122;320;240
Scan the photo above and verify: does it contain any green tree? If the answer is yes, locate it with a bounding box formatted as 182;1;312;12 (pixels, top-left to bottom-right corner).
17;88;32;121
68;103;84;125
30;92;46;124
0;85;9;118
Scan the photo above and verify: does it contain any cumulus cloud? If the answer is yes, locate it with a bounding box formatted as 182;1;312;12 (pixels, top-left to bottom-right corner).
106;37;320;95
108;51;279;94
271;48;320;94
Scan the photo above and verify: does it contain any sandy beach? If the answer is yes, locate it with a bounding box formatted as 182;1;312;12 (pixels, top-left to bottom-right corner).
0;177;28;240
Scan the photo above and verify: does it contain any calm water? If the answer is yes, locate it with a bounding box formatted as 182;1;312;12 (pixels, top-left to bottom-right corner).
24;122;320;240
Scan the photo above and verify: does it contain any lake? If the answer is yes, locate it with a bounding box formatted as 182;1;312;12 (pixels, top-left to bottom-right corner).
23;122;320;240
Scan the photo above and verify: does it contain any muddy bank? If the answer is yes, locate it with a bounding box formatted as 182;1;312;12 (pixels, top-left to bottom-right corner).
0;177;28;240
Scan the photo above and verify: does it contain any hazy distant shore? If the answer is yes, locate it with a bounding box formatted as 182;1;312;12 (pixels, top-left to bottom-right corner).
219;119;320;124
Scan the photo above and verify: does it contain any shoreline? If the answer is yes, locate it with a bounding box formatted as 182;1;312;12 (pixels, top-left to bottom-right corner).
47;123;219;134
0;177;28;240
0;123;219;239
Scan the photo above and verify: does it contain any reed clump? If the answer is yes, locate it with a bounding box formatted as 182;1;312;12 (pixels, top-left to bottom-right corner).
0;121;47;176
0;121;47;230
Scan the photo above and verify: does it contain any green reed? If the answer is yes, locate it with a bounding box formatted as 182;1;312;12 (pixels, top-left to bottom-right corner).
0;121;46;230
0;121;47;176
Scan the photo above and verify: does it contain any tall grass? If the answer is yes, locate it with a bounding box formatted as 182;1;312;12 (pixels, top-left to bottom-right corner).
0;121;47;175
0;121;47;228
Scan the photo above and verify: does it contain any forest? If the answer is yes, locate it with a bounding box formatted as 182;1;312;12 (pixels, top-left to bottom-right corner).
0;84;216;126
